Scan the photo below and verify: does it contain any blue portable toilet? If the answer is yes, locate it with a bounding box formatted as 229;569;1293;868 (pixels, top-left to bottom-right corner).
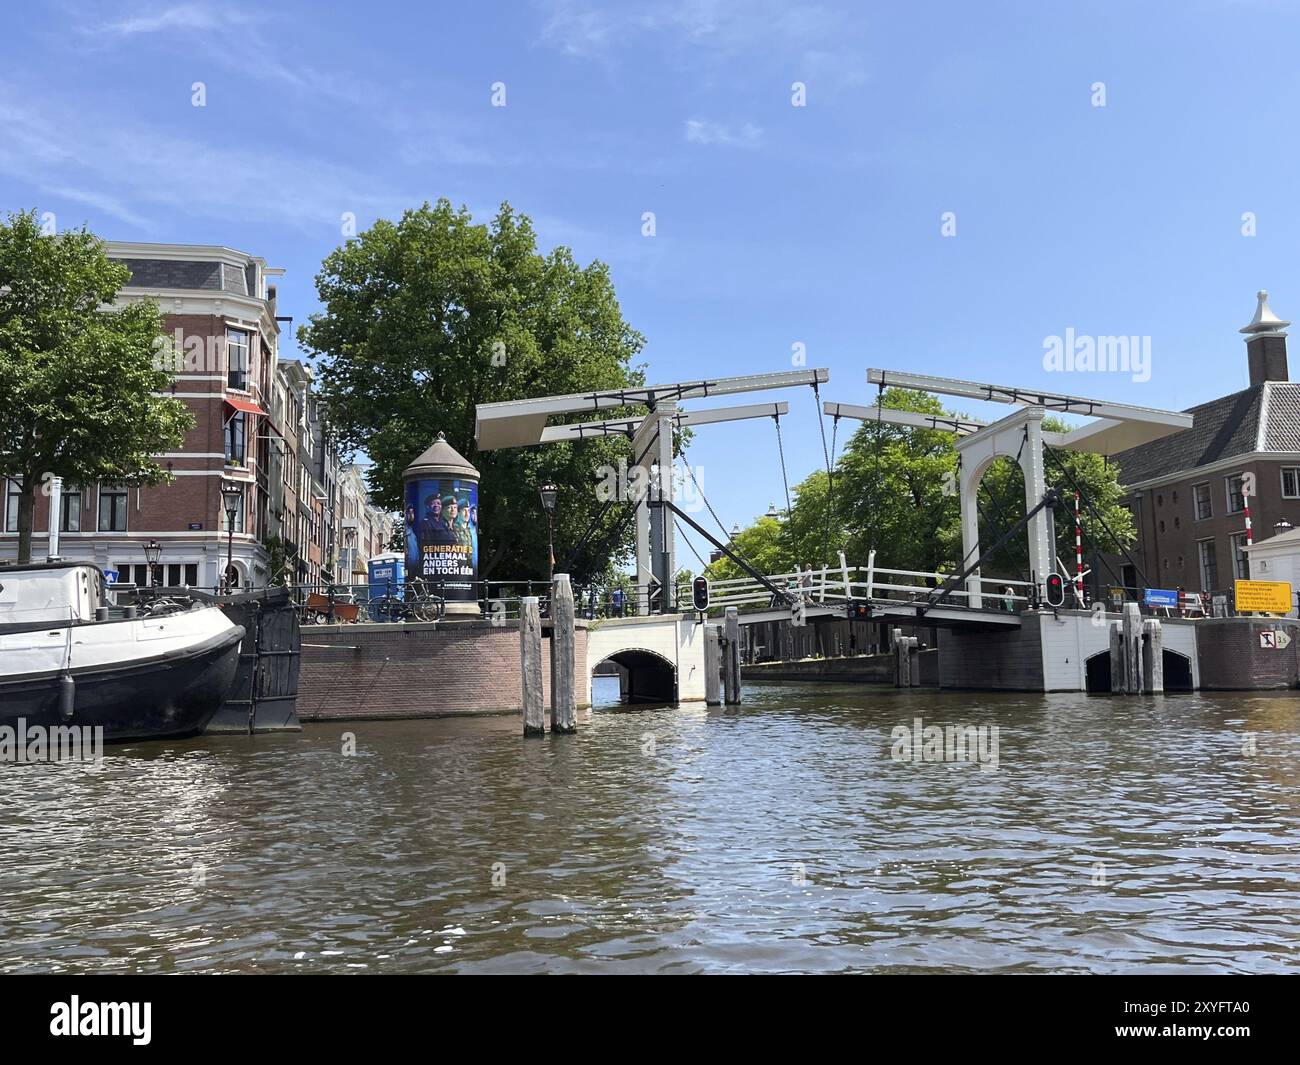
368;553;405;598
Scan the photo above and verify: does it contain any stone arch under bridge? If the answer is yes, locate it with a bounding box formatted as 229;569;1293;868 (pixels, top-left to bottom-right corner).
584;614;709;707
591;647;678;705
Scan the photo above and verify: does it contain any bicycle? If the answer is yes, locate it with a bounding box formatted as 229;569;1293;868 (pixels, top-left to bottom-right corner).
365;577;446;623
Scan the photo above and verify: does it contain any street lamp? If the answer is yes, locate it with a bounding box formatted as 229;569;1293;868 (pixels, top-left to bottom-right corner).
143;538;162;589
539;482;558;586
220;481;243;593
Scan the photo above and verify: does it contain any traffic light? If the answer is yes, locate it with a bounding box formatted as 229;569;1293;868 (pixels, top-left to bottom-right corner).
845;601;870;620
1044;572;1065;608
692;576;710;611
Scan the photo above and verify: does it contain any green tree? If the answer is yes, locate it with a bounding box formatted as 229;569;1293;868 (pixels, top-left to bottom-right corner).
703;515;791;582
298;200;646;581
708;388;1136;587
0;211;193;563
828;388;964;572
975;415;1136;580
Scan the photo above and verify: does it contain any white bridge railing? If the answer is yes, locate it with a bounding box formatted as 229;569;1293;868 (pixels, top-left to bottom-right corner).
682;553;1035;617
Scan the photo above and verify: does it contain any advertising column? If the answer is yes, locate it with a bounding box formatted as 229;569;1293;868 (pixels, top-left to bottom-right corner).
402;431;481;616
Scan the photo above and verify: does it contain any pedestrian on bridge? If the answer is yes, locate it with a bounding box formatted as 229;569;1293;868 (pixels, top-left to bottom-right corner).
800;564;814;602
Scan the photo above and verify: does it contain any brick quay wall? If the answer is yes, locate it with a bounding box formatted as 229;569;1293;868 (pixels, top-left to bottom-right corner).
297;618;590;721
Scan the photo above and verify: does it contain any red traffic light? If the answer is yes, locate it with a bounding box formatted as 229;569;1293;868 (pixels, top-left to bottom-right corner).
692;576;710;611
1044;573;1065;608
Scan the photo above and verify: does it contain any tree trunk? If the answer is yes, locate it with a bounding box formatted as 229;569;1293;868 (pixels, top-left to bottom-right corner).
16;478;37;564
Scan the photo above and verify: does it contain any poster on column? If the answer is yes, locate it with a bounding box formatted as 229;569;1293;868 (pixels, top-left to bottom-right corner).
405;478;478;601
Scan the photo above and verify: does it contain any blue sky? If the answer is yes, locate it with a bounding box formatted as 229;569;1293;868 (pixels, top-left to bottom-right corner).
4;0;1300;568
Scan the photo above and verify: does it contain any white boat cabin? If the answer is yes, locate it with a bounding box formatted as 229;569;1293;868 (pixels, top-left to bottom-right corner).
0;563;106;626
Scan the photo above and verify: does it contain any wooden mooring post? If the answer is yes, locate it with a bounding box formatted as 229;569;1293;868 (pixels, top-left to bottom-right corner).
1142;617;1164;694
1123;602;1143;694
550;574;577;733
723;606;741;705
519;596;545;736
704;624;722;707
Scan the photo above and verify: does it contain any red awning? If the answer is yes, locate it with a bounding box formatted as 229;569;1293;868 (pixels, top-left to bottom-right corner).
225;396;266;417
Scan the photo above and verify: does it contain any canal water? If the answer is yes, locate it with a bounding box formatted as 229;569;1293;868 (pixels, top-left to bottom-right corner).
2;680;1298;974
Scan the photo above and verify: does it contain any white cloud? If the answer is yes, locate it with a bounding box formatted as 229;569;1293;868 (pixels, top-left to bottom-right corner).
684;118;762;148
97;2;255;36
538;0;870;89
45;186;151;228
77;2;370;107
0;91;415;235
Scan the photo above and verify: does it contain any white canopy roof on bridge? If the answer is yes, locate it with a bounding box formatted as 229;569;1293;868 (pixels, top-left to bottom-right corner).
475;368;829;450
861;368;1194;456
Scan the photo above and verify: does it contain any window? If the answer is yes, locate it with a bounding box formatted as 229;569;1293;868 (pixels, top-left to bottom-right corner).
59;487;82;532
227;328;250;390
225;410;246;465
1193;482;1212;520
1226;474;1246;515
164;563;200;587
4;477;20;533
1231;533;1250;581
1283;467;1300;499
98;484;128;532
1159;520;1166;533
1198;538;1219;592
1157;493;1164;507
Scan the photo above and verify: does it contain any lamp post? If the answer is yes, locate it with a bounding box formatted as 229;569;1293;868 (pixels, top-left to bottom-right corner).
143;538;162;590
220;481;243;593
539;482;558;588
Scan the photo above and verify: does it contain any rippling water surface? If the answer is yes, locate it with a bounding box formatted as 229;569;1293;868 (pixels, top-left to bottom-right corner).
2;680;1299;973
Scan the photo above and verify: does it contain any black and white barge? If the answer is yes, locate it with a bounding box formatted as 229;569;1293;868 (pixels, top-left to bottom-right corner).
0;562;244;742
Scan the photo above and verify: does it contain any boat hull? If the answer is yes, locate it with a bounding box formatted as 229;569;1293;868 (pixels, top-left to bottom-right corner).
0;620;245;743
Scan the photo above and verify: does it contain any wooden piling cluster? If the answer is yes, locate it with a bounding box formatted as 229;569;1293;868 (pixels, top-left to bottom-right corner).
893;628;921;687
1109;602;1164;694
519;574;580;736
700;608;740;707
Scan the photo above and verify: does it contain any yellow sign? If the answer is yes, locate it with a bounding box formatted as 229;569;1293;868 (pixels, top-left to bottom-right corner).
1234;579;1293;614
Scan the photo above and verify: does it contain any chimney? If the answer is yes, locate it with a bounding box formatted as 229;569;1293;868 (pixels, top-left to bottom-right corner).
1240;289;1289;386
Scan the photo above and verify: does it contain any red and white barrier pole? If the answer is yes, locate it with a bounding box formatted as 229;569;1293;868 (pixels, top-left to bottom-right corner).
1244;484;1253;547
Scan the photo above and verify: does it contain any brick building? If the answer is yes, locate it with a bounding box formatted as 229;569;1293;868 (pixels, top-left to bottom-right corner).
0;241;394;590
1106;290;1300;598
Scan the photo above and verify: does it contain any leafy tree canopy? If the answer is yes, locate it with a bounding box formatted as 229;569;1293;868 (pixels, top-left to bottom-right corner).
0;210;192;562
299;200;647;581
